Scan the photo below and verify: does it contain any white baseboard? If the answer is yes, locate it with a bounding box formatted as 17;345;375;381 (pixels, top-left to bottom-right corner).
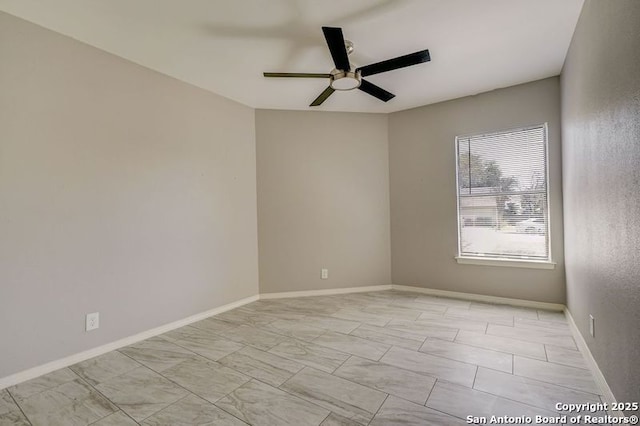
564;308;622;418
391;284;565;311
0;294;259;391
260;284;564;311
259;285;393;300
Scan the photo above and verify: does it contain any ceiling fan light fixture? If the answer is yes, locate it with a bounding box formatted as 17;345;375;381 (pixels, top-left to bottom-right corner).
263;26;430;106
330;70;361;91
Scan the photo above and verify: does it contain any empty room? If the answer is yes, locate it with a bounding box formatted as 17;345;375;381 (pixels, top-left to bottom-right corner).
0;0;638;425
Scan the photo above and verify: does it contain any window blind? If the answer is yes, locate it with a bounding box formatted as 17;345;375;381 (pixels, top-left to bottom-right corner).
456;125;550;261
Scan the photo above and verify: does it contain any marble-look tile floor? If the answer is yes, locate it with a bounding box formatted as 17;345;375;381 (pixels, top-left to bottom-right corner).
0;290;605;425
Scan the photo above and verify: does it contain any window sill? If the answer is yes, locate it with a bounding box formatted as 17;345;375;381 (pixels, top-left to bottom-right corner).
455;256;556;270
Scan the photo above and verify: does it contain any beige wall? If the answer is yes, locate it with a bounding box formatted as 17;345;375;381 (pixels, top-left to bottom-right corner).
256;110;391;293
389;77;565;303
0;13;258;378
561;1;640;404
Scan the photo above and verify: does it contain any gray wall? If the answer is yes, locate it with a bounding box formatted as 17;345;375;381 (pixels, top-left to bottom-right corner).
389;77;565;303
0;13;259;378
256;110;391;293
561;0;640;404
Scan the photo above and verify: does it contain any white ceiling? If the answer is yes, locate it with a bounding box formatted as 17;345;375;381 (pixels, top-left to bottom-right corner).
0;0;584;113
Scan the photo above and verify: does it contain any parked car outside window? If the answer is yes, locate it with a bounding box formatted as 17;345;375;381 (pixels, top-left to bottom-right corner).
516;218;545;234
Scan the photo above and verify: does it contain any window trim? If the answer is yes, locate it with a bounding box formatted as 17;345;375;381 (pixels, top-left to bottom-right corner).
454;123;554;266
455;256;556;269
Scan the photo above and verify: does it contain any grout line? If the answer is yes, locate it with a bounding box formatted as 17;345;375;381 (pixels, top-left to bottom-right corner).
358;324;428;345
413;344;522;377
181;388;264;426
418;334;429;349
423;378;438;407
87;410;140;425
509;370;601;396
255;322;326;343
347;323;365;337
123;410;142;425
166;334;236;358
425;405;470;422
543;344;549;362
315;346;440;412
471;366;479;388
333;353;355;373
420;336;430;351
462;372;566;415
6;368;83;405
472;371;601;416
275;368;367;419
427;334;526;359
398;341;500;373
115;350;250;425
366;394;389;426
115;353;199;404
478;327;576;349
377;343;394;361
6;388;33;426
215;343;248;362
270;337;354;369
211;383;273;425
277;367;305;390
536;347;590;370
74;374;141;425
132;394;193;424
318;411;332;425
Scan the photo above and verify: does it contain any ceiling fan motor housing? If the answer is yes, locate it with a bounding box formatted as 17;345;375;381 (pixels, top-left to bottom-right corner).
330;69;362;91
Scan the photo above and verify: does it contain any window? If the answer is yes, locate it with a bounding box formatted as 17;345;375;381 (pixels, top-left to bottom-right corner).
455;124;551;265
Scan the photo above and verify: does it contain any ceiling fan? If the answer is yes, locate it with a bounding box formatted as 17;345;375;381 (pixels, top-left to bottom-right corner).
263;26;431;107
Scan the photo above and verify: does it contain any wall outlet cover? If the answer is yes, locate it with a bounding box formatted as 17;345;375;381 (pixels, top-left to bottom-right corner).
86;312;100;331
321;268;328;279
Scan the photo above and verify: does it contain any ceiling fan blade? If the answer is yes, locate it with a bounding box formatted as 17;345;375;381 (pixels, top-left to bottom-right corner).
322;27;351;71
358;79;395;102
310;86;335;106
357;49;430;77
263;72;331;78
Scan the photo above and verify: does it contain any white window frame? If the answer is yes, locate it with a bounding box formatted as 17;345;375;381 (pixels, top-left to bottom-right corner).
454;123;555;269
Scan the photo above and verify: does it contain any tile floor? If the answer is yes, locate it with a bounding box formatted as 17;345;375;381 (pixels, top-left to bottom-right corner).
0;290;605;425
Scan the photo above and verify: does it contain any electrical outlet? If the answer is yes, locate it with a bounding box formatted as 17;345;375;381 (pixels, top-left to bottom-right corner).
86;312;99;331
589;314;595;337
321;268;329;280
